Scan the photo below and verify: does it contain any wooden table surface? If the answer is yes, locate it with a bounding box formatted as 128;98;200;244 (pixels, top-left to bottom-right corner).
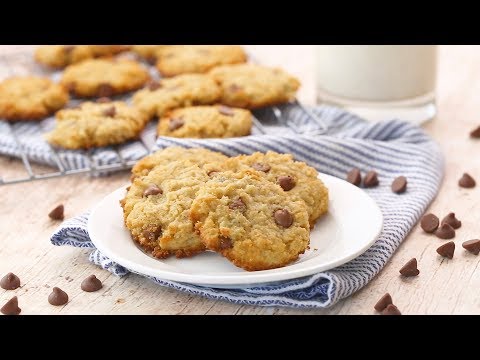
1;45;479;315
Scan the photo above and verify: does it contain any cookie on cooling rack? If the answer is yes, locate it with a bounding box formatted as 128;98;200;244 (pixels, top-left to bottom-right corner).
221;151;329;227
156;45;247;77
45;100;148;149
190;169;310;271
0;76;69;121
132;74;221;120
157;105;252;139
61;58;149;98
121;160;210;259
209;64;300;109
131;147;228;179
35;45;130;68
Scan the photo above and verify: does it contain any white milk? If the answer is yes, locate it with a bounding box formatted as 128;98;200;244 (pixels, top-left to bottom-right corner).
315;45;438;123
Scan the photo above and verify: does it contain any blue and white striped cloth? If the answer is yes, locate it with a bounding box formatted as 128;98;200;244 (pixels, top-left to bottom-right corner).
48;104;443;308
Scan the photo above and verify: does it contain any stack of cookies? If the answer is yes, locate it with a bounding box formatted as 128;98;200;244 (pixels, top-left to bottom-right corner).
0;45;301;151
121;147;329;271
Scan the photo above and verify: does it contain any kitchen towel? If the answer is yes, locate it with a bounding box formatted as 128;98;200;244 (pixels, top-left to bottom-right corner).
50;104;443;308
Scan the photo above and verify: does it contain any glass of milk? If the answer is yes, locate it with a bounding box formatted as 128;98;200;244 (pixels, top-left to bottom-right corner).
315;45;438;124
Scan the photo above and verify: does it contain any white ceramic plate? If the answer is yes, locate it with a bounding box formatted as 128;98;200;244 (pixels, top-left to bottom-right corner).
88;174;383;289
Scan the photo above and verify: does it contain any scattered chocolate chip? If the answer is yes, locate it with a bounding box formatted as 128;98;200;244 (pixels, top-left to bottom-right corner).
103;106;116;117
363;170;379;188
441;212;461;229
229;198;246;212
143;184;162;197
278;175;296;191
169;118;185;131
437;241;455;259
218;236;233;250
251;162;271;173
229;84;242;92
274;209;293;228
470;126;480;138
462;239;480;255
1;296;21;315
399;258;419;277
374;293;392;312
81;275;103;292
382;304;402;315
458;173;476;188
142;229;162;242
346;168;362;186
0;273;20;290
420;213;439;233
97;97;111;103
391;176;407;194
148;80;162;91
48;204;64;221
48;287;69;306
218;105;235;116
97;84;114;98
435;223;455;239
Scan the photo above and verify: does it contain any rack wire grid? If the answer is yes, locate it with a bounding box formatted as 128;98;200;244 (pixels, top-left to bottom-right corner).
0;47;327;186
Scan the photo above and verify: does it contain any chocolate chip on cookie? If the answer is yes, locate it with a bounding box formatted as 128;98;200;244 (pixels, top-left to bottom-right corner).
142;229;162;242
103;106;116;117
229;198;246;212
278;175;296;191
97;83;114;98
169;118;185;131
229;84;242;93
148;80;162;91
274;209;294;228
97;97;112;103
346;168;362;186
143;185;163;197
219;236;233;250
251;162;271;173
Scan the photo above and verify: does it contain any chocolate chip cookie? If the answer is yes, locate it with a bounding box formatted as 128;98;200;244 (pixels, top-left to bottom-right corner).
131;146;228;179
190;170;310;271
132;74;221;120
35;45;130;68
222;151;328;226
45;101;148;149
122;160;209;258
156;45;247;77
209;64;301;109
61;58;150;98
157;105;252;139
0;76;69;121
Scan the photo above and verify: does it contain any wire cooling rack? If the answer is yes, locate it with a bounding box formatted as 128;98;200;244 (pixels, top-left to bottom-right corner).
0;47;327;186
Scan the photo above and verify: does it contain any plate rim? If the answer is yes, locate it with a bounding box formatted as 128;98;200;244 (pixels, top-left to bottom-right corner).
88;173;383;287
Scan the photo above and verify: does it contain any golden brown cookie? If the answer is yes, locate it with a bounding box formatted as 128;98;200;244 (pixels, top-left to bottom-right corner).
131;146;228;179
131;45;169;63
35;45;130;68
209;64;300;109
122;160;209;258
45;100;148;149
156;45;247;77
61;58;150;98
157;105;252;139
132;74;221;120
190;170;310;271
0;76;69;121
222;151;329;226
